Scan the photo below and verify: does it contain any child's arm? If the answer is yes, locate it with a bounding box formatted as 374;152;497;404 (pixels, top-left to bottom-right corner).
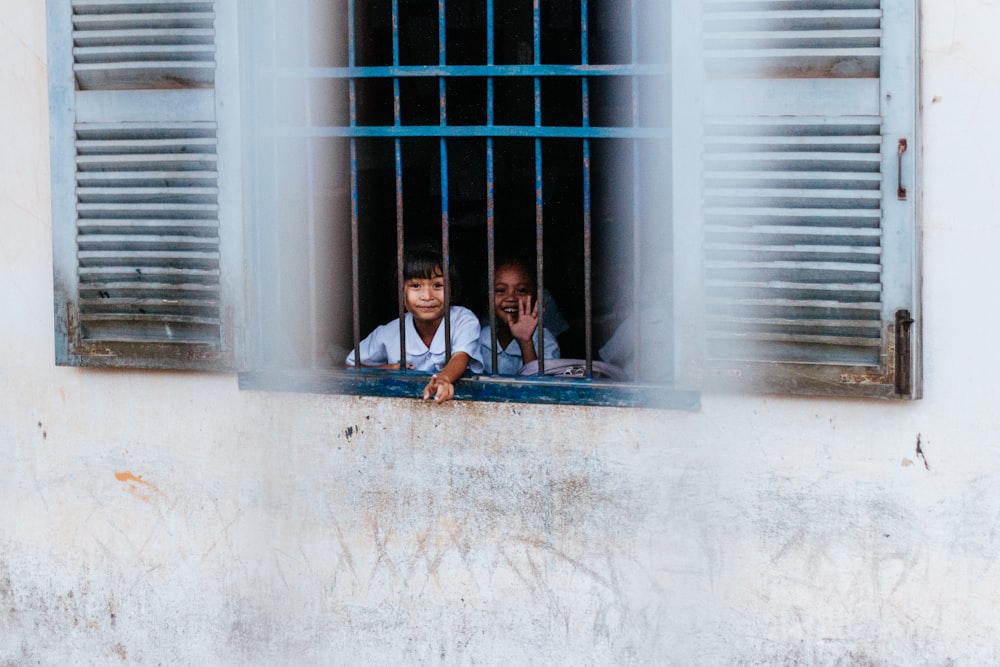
422;351;472;403
353;362;414;370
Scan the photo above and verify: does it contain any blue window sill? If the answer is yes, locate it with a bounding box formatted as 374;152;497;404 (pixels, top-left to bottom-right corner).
238;368;700;410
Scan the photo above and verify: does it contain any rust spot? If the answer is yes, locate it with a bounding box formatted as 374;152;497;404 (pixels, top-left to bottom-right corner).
841;372;884;385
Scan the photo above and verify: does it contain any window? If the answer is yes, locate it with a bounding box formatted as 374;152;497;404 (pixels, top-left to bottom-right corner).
47;0;920;404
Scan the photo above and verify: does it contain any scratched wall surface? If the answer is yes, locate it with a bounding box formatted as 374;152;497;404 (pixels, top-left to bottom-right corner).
5;1;1000;665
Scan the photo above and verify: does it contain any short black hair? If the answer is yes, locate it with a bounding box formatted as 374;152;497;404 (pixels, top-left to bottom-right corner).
494;254;536;290
400;244;462;302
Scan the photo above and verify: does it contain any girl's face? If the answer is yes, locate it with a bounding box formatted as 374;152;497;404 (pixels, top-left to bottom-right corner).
493;264;534;324
404;268;447;324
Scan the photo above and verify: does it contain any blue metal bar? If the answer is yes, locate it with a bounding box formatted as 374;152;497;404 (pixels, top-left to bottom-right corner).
349;0;360;365
631;0;641;379
581;0;593;375
273;125;670;139
302;0;318;365
486;139;497;375
440;137;452;362
486;0;497;375
393;0;406;369
439;0;451;362
533;0;544;373
270;64;671;78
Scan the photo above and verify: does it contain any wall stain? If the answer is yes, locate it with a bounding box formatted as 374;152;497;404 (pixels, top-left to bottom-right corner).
114;470;165;502
915;433;930;470
112;643;127;661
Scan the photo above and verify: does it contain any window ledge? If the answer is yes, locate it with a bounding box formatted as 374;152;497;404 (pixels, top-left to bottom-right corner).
239;368;700;410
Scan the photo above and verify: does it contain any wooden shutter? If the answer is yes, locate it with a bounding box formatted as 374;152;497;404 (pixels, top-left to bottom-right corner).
673;0;918;398
48;0;241;369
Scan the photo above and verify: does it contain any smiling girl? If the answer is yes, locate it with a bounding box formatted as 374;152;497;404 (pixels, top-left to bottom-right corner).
346;246;483;402
478;257;560;375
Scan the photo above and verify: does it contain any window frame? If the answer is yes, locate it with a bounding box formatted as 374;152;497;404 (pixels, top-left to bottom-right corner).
46;0;919;407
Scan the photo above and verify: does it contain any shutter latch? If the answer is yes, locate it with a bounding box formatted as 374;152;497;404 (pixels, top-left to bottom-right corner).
894;309;914;396
897;138;908;200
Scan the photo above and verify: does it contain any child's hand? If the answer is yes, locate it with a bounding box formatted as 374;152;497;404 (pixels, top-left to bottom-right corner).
508;297;539;343
422;374;454;403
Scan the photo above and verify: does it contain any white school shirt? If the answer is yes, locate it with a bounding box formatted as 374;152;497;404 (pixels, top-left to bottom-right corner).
478;325;560;375
345;306;484;374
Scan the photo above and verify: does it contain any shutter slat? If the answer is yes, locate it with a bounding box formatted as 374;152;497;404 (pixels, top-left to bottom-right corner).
80;281;219;296
77;186;219;202
705;135;880;146
80;297;219;313
707;259;880;272
708;301;881;315
77;218;218;234
77;234;219;251
78;203;219;218
707;279;881;294
72;1;215;11
706;225;881;237
73;13;215;30
80;313;219;324
73;29;214;47
79;266;219;279
705;187;881;200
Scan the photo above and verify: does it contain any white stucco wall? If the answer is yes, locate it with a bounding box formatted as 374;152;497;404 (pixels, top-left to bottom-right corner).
3;1;1000;664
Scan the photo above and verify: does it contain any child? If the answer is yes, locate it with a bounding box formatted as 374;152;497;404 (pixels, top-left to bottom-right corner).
479;257;560;375
346;246;484;402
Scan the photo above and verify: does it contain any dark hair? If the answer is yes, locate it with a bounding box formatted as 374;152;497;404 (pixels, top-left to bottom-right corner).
494;254;536;290
399;244;462;302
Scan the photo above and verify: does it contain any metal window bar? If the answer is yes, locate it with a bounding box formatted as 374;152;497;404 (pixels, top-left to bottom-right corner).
331;0;668;380
486;0;498;375
533;0;545;374
349;0;360;369
302;2;319;365
392;0;407;370
581;0;593;376
630;0;642;380
439;0;452;363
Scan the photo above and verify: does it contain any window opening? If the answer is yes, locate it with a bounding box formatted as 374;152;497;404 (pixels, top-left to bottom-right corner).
341;0;670;378
246;0;680;402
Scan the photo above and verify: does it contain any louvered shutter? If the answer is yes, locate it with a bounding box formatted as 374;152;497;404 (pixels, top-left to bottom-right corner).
48;0;241;369
672;0;918;398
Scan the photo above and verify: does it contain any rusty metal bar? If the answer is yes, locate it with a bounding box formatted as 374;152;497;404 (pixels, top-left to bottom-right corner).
393;0;406;369
302;0;319;365
349;0;361;366
486;0;498;374
581;0;593;376
630;0;642;380
533;0;545;373
439;0;452;362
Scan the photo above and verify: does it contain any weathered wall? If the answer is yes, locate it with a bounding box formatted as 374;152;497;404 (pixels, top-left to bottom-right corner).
4;1;1000;664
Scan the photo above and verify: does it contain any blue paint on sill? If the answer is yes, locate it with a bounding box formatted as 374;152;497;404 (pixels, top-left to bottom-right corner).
239;369;700;410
